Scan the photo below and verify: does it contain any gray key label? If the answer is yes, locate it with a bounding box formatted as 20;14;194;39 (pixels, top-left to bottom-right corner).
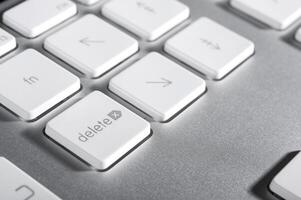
78;110;122;143
136;1;156;14
199;38;221;50
108;110;122;120
0;35;8;42
23;76;39;85
79;37;105;46
15;185;35;200
146;78;172;87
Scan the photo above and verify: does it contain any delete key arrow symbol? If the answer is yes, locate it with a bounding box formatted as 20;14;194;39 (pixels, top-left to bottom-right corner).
79;37;105;46
146;78;172;87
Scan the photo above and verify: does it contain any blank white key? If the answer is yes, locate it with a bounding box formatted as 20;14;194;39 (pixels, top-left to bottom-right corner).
231;0;301;30
165;17;254;80
45;14;138;78
3;0;77;38
109;52;206;122
76;0;100;5
46;91;150;170
0;28;16;57
0;157;61;200
270;152;301;200
0;49;80;120
102;0;190;41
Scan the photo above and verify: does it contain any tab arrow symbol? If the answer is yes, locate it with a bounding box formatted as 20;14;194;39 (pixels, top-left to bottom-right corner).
200;38;221;50
79;37;105;46
136;1;156;13
146;78;172;87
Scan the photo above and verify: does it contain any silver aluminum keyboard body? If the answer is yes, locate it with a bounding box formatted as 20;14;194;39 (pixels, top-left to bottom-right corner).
0;0;299;199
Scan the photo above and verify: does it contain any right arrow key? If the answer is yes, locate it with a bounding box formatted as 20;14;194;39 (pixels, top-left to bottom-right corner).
109;52;206;122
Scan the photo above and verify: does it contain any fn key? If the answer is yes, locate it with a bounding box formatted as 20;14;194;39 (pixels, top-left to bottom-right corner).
0;49;80;121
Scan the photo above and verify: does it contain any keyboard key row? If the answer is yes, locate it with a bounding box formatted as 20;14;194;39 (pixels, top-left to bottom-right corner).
5;0;301;42
0;14;254;121
5;0;301;48
43;14;254;81
2;0;189;41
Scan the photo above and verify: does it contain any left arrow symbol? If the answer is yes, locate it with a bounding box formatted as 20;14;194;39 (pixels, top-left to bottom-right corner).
79;37;105;46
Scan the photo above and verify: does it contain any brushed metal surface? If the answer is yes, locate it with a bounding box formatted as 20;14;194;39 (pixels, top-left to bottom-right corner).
0;0;300;199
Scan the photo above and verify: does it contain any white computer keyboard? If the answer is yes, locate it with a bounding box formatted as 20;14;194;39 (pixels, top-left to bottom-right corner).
0;0;301;199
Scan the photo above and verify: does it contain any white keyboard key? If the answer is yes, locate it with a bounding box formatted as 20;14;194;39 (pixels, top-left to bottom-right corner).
231;0;301;30
109;52;206;122
45;91;151;170
45;14;138;78
3;0;77;38
0;157;61;200
102;0;190;41
165;17;254;80
270;152;301;200
0;49;80;120
77;0;100;5
0;28;16;57
295;28;301;42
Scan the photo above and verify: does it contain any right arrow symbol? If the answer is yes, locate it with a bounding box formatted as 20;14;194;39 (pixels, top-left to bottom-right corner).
79;37;105;46
146;78;172;87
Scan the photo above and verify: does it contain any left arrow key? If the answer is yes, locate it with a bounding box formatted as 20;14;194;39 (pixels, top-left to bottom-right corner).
45;14;138;78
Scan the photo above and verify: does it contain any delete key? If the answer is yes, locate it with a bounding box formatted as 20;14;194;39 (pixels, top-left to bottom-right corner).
45;91;151;170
